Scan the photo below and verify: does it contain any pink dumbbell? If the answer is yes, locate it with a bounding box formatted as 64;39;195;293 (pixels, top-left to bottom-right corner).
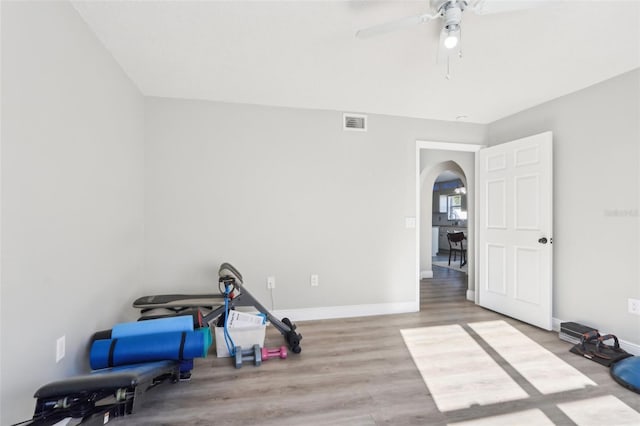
261;346;287;360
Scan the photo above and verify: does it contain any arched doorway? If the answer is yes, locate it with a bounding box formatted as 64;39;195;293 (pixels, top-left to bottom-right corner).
420;160;467;277
415;140;484;306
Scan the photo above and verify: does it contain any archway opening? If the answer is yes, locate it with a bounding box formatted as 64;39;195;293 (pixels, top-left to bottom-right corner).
431;170;468;273
415;140;483;311
419;158;473;301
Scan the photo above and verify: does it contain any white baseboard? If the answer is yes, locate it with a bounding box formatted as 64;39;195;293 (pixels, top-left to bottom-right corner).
552;317;640;356
620;339;640;356
273;301;419;322
421;270;433;279
466;290;475;302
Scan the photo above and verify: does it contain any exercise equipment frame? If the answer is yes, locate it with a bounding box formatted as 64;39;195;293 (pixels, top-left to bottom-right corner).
133;262;303;353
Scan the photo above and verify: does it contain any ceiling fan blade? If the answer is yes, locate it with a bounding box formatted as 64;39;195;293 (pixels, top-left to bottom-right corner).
470;0;549;15
355;12;438;39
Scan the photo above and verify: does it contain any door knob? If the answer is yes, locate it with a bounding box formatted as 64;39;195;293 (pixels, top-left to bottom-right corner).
538;237;548;244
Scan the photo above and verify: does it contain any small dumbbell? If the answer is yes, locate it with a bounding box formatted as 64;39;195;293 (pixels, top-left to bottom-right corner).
234;345;262;369
261;346;287;361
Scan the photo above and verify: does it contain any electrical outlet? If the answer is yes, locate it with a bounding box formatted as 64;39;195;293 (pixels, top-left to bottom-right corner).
629;298;640;315
267;276;276;290
56;336;65;363
310;274;319;287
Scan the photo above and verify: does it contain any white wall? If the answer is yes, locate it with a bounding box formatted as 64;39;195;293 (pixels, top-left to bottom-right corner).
488;69;640;347
143;97;486;317
1;2;145;423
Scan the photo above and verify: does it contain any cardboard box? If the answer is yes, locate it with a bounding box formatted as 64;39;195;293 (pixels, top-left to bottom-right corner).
214;324;266;358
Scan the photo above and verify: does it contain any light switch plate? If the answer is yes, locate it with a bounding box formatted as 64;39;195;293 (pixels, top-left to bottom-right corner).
56;336;65;363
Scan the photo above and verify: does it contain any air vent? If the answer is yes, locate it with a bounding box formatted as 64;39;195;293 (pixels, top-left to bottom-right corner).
343;113;367;132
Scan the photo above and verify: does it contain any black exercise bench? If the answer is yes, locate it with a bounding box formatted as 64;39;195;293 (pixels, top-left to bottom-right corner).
26;360;179;425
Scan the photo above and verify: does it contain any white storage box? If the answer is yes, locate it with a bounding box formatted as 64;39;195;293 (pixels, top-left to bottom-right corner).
214;325;266;358
226;310;266;328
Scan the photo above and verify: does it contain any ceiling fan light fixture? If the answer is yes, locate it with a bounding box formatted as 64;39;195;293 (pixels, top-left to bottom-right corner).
440;1;463;50
442;3;463;26
444;28;459;49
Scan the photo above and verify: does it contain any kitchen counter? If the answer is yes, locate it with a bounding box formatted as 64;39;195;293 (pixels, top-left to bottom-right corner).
437;225;467;230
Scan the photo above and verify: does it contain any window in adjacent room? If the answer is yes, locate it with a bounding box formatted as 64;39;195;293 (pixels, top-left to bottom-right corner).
448;194;467;220
439;194;448;213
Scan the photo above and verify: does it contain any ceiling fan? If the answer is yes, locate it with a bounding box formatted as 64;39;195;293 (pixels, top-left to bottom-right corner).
355;0;542;77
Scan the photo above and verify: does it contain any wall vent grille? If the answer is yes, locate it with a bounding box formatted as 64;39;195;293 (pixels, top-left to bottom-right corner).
343;113;367;132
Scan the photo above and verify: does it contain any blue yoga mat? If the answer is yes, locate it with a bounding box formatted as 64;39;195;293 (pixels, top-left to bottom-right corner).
90;330;208;370
196;327;213;357
111;315;193;338
179;359;194;373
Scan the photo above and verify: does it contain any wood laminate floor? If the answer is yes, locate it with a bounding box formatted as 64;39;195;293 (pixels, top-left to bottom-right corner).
118;267;640;425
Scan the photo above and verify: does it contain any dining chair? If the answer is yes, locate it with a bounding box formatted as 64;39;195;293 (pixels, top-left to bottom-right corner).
447;232;467;268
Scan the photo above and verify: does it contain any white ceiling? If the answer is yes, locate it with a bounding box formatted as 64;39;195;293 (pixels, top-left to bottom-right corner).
72;0;640;124
435;170;462;182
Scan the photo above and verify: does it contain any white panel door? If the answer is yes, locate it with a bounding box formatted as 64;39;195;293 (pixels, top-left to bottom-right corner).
478;132;553;330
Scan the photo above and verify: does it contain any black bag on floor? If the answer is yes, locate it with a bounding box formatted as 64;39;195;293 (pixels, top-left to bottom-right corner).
570;331;633;367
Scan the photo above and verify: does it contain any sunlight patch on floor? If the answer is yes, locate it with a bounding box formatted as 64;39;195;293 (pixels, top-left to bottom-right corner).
557;395;640;426
468;320;596;394
401;324;528;412
447;409;554;426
